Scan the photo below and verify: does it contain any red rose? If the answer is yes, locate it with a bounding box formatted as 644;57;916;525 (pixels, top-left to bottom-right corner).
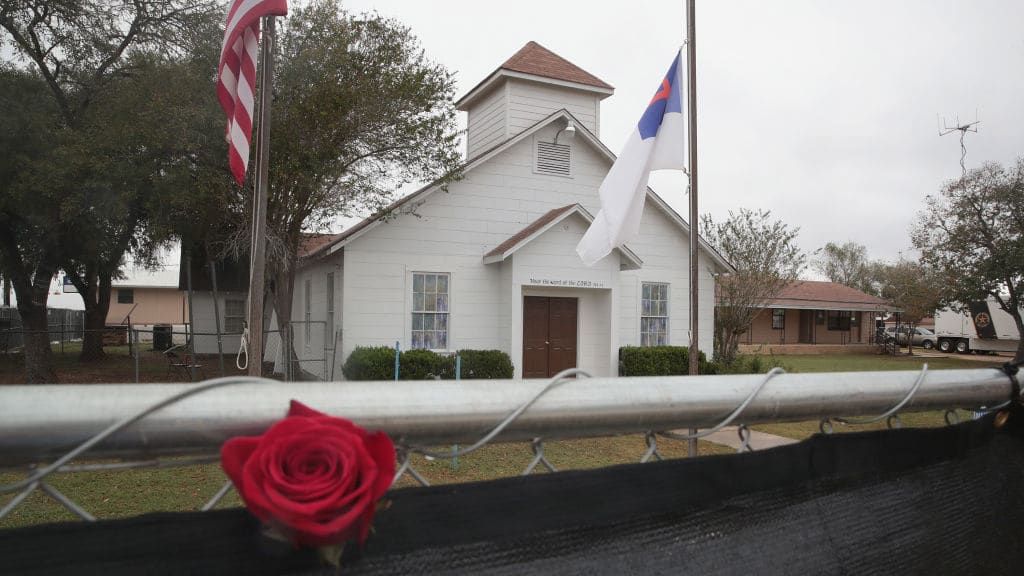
221;400;395;546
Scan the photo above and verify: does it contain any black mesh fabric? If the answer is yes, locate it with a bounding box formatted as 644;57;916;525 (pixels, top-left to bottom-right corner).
3;409;1024;575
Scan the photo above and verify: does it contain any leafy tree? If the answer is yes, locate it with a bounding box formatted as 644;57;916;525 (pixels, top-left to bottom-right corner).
912;159;1024;362
216;0;462;362
0;0;219;373
702;209;806;366
813;241;876;294
0;67;64;382
872;260;942;354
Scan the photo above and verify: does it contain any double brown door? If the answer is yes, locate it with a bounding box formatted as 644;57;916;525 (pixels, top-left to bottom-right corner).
523;296;578;378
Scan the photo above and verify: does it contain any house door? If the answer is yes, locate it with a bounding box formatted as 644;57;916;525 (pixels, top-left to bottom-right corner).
523;296;578;378
799;310;815;344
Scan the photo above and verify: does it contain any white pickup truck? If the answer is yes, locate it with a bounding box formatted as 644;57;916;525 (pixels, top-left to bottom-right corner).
933;298;1021;354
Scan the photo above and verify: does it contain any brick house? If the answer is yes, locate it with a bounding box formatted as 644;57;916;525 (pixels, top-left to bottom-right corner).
737;280;896;352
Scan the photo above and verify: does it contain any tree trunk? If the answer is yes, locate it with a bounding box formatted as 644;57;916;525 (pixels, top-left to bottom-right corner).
1013;314;1024;364
14;266;58;383
271;267;299;378
69;267;113;362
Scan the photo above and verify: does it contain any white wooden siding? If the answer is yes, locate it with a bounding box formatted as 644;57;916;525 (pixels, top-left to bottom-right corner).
190;291;245;355
465;84;507;158
337;103;716;376
507;79;598;135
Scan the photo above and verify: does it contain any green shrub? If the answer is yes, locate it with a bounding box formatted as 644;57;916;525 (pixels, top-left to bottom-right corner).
618;346;714;376
457;349;514;379
714;354;792;375
399;349;441;380
343;347;512;380
341;346;396;380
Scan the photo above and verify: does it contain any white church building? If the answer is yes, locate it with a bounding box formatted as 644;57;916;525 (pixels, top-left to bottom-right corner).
237;42;731;379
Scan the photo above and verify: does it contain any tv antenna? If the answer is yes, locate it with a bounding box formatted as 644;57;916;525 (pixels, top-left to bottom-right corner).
938;111;980;177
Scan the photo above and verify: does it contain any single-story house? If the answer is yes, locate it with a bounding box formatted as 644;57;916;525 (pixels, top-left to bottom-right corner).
105;263;189;344
266;41;733;379
738;280;896;350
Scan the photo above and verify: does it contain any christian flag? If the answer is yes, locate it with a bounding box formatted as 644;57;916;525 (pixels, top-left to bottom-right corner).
217;0;289;185
577;50;686;266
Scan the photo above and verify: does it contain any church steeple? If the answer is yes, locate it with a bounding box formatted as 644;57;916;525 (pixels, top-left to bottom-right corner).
456;42;614;158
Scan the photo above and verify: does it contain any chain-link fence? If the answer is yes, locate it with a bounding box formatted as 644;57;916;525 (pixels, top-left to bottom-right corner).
0;321;336;384
0;307;85;355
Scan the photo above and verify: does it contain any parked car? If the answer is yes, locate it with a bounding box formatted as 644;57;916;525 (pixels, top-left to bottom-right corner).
882;326;936;349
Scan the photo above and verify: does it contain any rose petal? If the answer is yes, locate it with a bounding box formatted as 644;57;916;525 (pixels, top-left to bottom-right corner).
220;436;261;486
287;400;325;419
362;431;396;499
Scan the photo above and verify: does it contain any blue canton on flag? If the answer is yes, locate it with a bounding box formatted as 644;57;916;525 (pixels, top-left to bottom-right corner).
577;48;687;267
638;53;684;140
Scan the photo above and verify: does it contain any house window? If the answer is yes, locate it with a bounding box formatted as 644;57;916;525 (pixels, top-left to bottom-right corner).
326;272;335;344
224;299;245;333
117;289;134;304
772;309;785;330
304;278;312;342
640;282;669;346
827;310;851;331
412;272;449;350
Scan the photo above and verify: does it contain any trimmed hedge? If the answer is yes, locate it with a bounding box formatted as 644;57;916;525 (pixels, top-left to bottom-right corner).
342;347;513;380
618;346;716;376
458;349;514;379
341;346;396;380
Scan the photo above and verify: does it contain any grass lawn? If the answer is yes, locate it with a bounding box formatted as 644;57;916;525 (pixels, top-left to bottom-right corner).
772;353;1005;373
1;437;732;529
0;351;1004;529
751;353;1003;440
0;344;248;384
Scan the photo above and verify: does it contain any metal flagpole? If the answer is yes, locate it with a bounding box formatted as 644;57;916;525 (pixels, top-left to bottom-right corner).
685;0;700;456
246;16;276;377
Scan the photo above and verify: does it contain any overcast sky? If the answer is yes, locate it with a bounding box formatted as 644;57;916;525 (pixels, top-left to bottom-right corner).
340;0;1024;267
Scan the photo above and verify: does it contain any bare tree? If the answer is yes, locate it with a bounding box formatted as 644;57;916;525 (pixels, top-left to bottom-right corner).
702;209;806;365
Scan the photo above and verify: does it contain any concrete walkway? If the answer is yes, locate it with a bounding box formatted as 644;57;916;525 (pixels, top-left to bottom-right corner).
696;426;798;451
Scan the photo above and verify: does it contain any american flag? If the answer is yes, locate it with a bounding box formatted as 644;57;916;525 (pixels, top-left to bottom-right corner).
217;0;288;185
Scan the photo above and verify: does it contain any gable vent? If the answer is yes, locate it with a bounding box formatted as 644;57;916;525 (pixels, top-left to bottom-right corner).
535;141;572;177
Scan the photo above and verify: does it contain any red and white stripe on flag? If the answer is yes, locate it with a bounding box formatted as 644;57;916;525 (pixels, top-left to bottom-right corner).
217;0;288;185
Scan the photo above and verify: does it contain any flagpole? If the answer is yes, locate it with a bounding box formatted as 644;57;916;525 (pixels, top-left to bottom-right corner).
246;15;275;377
685;0;700;456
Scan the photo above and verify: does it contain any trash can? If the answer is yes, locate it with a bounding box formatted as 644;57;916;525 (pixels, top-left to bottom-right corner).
152;324;173;351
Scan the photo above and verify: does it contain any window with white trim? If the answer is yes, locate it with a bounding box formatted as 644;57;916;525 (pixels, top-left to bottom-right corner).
640;282;669;346
224;299;245;334
412;272;449;350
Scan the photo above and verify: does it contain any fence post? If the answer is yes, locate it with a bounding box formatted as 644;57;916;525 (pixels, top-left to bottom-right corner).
394;340;400;381
133;329;140;384
452;353;461;471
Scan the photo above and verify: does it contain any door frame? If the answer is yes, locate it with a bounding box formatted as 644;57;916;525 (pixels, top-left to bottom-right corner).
521;295;579;378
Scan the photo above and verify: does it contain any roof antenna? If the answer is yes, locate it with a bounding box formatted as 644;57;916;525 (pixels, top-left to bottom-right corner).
938;110;980;177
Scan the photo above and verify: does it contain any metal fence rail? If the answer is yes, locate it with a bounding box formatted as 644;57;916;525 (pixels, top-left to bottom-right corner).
1;367;1017;466
1;366;1019;523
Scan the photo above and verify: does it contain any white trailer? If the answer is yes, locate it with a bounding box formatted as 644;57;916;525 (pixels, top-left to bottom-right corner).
933;298;1021;354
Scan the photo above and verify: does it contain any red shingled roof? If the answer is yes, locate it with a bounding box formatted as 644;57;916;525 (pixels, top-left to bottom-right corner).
766;280;894;311
298;233;342;258
484;205;577;259
500;41;612;90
